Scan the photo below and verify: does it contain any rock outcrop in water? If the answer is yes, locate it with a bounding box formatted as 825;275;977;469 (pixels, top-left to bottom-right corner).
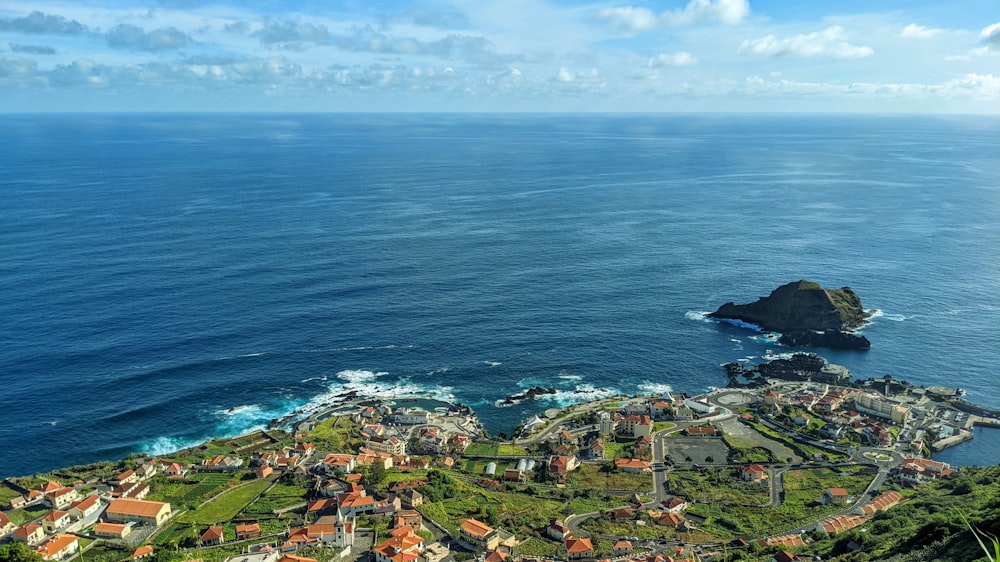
710;280;871;350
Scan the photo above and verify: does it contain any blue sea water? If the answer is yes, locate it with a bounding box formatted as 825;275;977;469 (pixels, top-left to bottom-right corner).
1;114;999;477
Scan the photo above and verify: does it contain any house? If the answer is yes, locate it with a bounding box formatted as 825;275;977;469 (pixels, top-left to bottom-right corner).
822;488;851;506
0;512;15;537
42;510;72;534
557;431;577;447
45;487;81;510
396;510;422;529
14;522;46;545
650;400;672;420
565;537;594;560
604;507;634;523
137;462;158;480
362;424;386;438
34;534;79;561
105;499;172;527
110;469;139;487
162;462;187;478
132;545;154;560
672;404;695;420
662;496;688;513
373;525;424;562
793;413;811;426
484;550;508;562
459;519;496;551
388;409;430;425
634;434;652;450
771;551;799;562
375;496;402;516
613;540;633;555
741;464;768;483
614;458;651;474
69;494;101;520
199;526;225;546
322;454;356;474
257;465;274;479
584;437;606;460
548;455;580;478
338;492;376;517
546;519;571;541
898;457;954;484
94;522;132;539
284;514;355;550
307;498;339;514
458;519;517;553
236;523;262;540
656;512;685;529
202;455;244;471
400;489;423;508
686;425;717;437
503;469;526;484
279;555;317;562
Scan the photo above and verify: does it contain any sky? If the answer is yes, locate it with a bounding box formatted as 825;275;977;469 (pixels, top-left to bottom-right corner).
1;0;999;112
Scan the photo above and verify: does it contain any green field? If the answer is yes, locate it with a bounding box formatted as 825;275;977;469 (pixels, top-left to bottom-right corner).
568;463;651;491
178;478;273;524
667;469;770;505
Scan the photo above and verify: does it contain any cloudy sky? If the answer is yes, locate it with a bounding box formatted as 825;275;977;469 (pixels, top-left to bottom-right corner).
1;0;999;112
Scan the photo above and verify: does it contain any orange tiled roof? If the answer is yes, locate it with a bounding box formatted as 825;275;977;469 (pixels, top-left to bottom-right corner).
460;518;494;538
35;534;77;558
566;538;594;553
108;499;169;519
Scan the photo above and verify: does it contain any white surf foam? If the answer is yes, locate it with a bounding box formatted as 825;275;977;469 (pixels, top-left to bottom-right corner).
141;436;210;457
484;361;502;367
720;318;765;332
336;369;388;383
636;382;673;396
558;373;583;381
685;311;712;322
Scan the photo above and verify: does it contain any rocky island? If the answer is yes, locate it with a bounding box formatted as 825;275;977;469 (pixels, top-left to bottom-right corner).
710;280;872;350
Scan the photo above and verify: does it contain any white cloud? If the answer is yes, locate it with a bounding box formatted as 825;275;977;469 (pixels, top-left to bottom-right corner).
647;51;697;67
738;26;874;59
596;0;749;32
556;67;575;82
980;22;1000;49
900;23;943;39
106;24;192;51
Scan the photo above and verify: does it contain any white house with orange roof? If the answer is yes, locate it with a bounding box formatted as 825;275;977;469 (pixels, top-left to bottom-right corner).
565;537;594;560
34;534;79;561
617;415;652;438
44;487;80;510
13;522;46;545
94;522;132;540
373;525;424;562
614;458;651;474
68;494;102;520
0;512;15;537
42;510;72;534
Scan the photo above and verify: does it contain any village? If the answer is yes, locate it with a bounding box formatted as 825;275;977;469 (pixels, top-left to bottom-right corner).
2;368;998;562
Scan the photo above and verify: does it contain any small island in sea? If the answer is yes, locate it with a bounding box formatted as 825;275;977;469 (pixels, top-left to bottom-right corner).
2;354;999;562
709;280;873;350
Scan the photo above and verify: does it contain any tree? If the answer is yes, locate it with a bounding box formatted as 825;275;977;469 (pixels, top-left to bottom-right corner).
0;543;43;562
367;463;387;489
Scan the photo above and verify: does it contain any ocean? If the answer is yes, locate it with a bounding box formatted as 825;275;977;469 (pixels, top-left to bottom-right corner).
2;113;999;478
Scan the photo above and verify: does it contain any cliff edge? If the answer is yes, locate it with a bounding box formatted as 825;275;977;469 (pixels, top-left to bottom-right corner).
709;280;871;350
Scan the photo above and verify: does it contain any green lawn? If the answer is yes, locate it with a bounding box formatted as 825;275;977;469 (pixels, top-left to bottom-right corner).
464;443;498;456
497;444;528;456
568;464;650;491
178;478;272;524
653;422;677;433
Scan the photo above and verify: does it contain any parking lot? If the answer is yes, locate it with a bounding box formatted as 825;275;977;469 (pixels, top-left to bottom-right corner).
665;437;730;466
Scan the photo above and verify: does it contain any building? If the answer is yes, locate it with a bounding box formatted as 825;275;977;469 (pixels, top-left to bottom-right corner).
236;523;262;540
13;523;45;545
284;513;355;551
35;534;79;561
613;540;633;555
458;519;516;553
617;415;652;438
546;519;571;541
44;487;81;510
373;526;424;562
42;510;71;534
105;499;172;527
565;537;594;560
388;409;431;425
822;488;851;506
741;464;768;483
199;526;225;546
548;455;580;478
685;425;717;436
854;393;911;424
365;437;407;456
0;512;14;537
614;458;651;473
94;522;132;540
69;495;102;520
